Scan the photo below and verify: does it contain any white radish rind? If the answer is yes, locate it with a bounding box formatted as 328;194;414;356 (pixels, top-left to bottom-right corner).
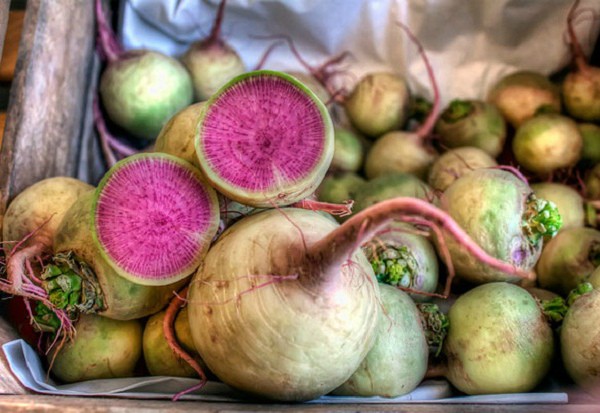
92;153;220;286
195;70;334;207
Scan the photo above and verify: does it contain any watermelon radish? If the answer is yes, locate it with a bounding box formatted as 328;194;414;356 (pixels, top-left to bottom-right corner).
195;70;333;207
49;154;219;321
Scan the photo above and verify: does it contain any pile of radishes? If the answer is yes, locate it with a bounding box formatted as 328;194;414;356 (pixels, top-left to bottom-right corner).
2;0;600;403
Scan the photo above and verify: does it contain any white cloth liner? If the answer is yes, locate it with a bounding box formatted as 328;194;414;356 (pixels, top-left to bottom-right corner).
120;0;600;107
2;340;569;403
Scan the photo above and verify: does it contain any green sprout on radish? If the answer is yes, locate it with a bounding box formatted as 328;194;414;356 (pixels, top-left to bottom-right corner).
522;195;562;246
370;245;419;288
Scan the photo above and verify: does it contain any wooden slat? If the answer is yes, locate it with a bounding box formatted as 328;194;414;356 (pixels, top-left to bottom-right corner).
0;395;599;413
0;0;96;234
0;0;98;394
0;10;23;82
0;319;27;395
0;0;9;64
0;111;5;146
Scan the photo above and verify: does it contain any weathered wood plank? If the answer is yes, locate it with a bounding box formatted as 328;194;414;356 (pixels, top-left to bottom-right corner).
0;0;9;63
0;111;5;146
0;318;27;394
0;10;25;82
0;0;96;235
0;395;599;413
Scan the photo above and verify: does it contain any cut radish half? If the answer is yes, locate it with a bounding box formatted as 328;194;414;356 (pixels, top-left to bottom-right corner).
196;70;334;207
92;154;220;286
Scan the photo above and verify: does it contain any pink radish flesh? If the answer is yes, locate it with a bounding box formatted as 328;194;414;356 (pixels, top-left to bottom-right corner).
94;155;218;283
198;71;332;205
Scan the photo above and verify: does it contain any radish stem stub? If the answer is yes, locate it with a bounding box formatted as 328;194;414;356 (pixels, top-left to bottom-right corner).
196;70;334;207
92;154;220;286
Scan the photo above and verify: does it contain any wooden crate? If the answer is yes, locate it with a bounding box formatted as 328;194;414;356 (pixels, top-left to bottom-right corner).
0;1;598;411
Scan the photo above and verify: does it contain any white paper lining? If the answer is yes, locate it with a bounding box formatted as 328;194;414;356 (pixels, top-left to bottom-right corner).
1;340;568;404
120;0;600;107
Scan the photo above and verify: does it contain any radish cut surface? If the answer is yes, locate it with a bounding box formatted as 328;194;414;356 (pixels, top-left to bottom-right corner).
93;154;220;286
196;70;334;207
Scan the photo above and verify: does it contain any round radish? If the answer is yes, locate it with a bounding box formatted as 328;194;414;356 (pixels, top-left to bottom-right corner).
48;314;142;383
444;282;554;394
363;222;438;301
1;177;93;313
353;173;432;215
531;182;585;230
2;177;93;251
536;227;600;296
49;154;219;320
143;307;203;378
330;126;365;173
154;102;205;168
562;0;600;121
512;113;582;175
316;172;366;207
93;154;220;285
440;169;560;284
332;284;428;397
195;70;334;207
363;24;440;180
428;147;497;192
561;287;600;391
579;123;600;164
187;197;534;401
487;70;561;128
181;0;245;101
95;0;193;140
435;99;506;157
344;72;410;138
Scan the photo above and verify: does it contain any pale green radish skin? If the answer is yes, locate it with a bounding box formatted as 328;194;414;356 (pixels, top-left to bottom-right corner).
536;227;600;296
182;42;245;102
589;266;600;288
331;127;365;172
48;314;142;383
439;169;541;284
444;282;554;394
585;164;600;200
154;102;205;168
353;173;431;215
344;72;410;138
143;307;202;377
531;183;584;230
561;288;600;390
195;70;334;208
578;123;600;163
428;147;497;192
316;172;366;206
188;209;380;402
332;284;428;397
487;71;561;128
100;50;193;140
54;191;187;320
2;177;93;249
435;100;506;157
563;67;600;122
512;114;582;175
364;132;437;180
